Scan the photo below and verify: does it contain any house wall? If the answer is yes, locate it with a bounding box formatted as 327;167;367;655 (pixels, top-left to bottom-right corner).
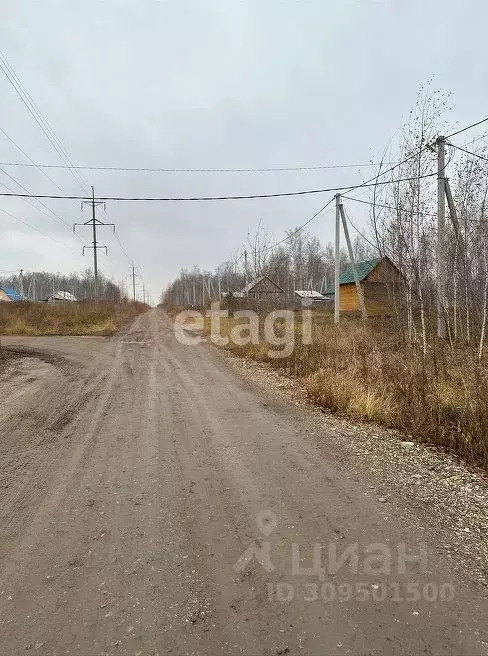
339;282;396;315
339;259;402;315
339;284;359;312
363;282;393;315
365;259;402;315
367;258;402;284
0;290;11;303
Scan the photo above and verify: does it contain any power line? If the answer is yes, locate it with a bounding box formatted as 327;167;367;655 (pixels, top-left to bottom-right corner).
0;160;394;174
447;142;488;162
341;205;379;252
459;133;488;149
342;194;438;217
446;117;488;139
0;167;84;239
98;208;131;262
0;50;91;195
0;126;65;193
0;206;77;250
0;171;439;203
114;231;131;261
101;205;132;262
259;197;337;257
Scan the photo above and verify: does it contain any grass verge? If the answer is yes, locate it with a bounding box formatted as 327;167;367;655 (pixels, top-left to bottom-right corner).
0;301;149;336
191;308;488;469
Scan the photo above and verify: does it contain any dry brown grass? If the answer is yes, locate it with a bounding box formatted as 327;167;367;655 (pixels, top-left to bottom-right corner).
198;308;488;468
0;301;149;336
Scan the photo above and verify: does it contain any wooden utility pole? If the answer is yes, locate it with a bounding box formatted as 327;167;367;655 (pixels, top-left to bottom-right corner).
437;136;447;339
339;201;368;320
334;194;341;323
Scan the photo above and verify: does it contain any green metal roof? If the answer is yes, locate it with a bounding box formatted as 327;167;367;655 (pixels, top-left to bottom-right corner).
325;258;381;295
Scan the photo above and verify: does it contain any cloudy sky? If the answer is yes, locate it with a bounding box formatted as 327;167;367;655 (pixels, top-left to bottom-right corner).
0;0;486;302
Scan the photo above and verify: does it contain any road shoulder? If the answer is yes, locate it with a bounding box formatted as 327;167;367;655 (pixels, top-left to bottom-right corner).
215;345;488;592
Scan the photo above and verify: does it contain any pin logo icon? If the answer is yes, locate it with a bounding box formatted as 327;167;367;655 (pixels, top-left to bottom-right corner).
233;510;278;573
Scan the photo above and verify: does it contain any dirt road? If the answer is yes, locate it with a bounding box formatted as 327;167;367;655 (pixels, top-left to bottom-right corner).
0;309;486;655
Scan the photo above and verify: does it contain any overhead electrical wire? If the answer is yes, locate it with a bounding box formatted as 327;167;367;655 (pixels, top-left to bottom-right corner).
0;126;65;193
0;206;77;250
217;107;488;261
101;205;132;262
114;232;131;261
459;133;488;149
0;160;393;174
0;167;84;240
341;205;379;252
239;183;382;260
447;142;488;162
244;142;440;258
0;50;91;196
0;171;439;203
342;194;438;217
0;127;64;194
446;117;488;139
0;110;485;271
258;197;337;257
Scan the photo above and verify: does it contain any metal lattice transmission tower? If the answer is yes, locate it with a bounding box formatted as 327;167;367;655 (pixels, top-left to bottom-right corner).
73;186;115;298
128;262;141;302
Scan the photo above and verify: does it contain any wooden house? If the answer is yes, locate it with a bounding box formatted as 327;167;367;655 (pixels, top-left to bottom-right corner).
326;257;402;314
240;276;285;301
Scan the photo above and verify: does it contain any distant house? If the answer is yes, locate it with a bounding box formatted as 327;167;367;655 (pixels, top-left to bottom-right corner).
222;276;285;302
42;290;77;303
294;290;332;307
0;287;24;302
241;276;285;301
325;257;402;314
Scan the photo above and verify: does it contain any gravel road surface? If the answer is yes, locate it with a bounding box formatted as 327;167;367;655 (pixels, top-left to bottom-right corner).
0;309;486;655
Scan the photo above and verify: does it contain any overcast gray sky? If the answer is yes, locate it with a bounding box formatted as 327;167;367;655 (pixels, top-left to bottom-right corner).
0;0;486;301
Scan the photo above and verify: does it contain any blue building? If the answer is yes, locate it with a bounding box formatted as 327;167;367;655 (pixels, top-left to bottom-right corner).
0;287;24;302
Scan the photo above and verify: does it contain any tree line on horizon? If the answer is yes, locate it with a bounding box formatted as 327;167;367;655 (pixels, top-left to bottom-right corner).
0;268;124;302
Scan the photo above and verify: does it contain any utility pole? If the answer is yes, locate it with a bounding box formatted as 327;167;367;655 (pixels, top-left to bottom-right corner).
18;269;24;298
129;262;139;302
74;186;115;299
445;177;462;244
339;200;368;320
334;194;341;323
436;137;447;339
244;249;249;297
